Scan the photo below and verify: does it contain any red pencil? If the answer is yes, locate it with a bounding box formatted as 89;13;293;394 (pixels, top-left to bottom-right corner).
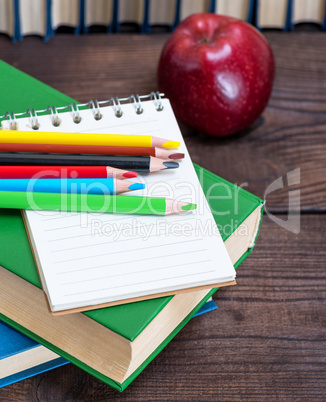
0;166;137;180
0;143;185;160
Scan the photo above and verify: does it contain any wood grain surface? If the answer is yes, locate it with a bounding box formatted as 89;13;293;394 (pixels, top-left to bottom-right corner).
0;31;325;401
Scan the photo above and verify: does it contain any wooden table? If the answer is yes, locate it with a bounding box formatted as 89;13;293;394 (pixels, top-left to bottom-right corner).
0;31;325;401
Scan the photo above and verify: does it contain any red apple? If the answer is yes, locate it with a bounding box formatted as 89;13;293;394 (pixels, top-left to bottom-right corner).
157;13;274;137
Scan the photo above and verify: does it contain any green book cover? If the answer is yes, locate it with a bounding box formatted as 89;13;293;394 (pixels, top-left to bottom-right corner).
0;60;263;391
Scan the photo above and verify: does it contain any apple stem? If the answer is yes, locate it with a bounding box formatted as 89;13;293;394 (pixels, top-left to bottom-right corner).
200;37;211;44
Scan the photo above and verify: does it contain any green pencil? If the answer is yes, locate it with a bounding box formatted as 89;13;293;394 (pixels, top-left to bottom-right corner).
0;191;196;216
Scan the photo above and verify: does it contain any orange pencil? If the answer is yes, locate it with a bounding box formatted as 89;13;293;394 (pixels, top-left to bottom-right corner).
0;143;184;159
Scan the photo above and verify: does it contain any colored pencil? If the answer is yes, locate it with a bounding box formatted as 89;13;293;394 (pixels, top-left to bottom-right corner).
0;143;185;159
0;179;145;195
0;131;180;149
0;166;137;180
0;191;197;215
0;154;179;172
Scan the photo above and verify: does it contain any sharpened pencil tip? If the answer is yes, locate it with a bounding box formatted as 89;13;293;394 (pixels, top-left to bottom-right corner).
123;171;138;178
128;183;146;191
181;203;197;211
162;161;179;169
162;141;180;149
169;153;185;160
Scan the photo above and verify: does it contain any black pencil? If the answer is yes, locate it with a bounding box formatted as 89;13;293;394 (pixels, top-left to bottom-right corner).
0;153;179;173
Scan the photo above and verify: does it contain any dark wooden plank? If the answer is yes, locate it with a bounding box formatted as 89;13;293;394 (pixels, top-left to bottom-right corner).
0;34;164;101
0;33;325;212
1;214;325;400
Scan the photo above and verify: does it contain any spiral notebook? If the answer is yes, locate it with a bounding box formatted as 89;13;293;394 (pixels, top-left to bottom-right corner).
1;94;236;315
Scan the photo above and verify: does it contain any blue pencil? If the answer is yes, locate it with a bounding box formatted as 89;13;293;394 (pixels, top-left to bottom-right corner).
0;178;145;195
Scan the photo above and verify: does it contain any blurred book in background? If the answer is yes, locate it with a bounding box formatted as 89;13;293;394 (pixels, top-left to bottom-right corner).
83;0;115;33
255;0;292;30
144;0;178;32
51;0;81;35
214;0;254;22
0;0;16;41
179;0;211;21
17;0;51;41
291;0;326;29
116;0;145;32
1;0;324;42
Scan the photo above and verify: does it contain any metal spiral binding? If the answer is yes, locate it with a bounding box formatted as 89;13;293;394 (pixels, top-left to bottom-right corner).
88;100;102;121
26;108;40;130
150;91;164;111
48;105;61;127
68;102;82;124
0;92;164;130
4;112;18;130
130;95;143;114
110;97;122;117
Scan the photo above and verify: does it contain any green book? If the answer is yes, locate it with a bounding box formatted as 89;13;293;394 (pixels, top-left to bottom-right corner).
0;60;263;391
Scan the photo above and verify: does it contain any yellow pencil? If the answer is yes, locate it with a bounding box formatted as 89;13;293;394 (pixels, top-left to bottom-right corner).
0;131;180;149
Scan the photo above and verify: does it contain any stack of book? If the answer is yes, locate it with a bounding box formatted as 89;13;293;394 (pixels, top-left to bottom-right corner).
1;0;325;42
0;60;263;391
6;0;325;42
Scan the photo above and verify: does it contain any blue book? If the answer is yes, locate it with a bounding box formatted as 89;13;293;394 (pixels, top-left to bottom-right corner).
13;0;21;42
194;299;218;317
0;321;68;388
44;0;53;42
12;0;53;42
173;0;181;29
49;0;83;37
141;0;150;33
78;0;85;33
0;300;216;388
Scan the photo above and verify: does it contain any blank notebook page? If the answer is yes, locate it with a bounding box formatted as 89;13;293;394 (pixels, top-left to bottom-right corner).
7;99;236;312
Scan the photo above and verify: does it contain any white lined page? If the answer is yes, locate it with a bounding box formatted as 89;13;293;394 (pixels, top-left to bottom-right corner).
10;99;236;312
